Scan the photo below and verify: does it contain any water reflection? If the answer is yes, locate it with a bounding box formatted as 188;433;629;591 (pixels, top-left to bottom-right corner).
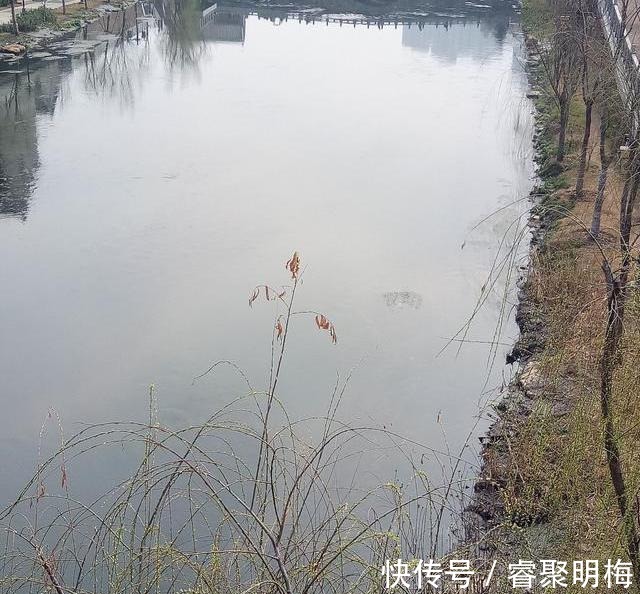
402;18;512;61
201;5;246;42
81;33;151;106
151;0;208;69
0;0;533;508
0;0;520;220
0;60;68;220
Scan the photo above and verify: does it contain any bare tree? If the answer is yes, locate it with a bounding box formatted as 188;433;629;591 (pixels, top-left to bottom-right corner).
574;0;600;197
594;49;640;565
583;0;640;238
9;0;19;35
590;98;624;237
599;142;640;577
537;2;581;162
569;0;640;574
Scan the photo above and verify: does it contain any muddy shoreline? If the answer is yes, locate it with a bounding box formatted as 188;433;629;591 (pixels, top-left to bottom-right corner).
465;34;567;548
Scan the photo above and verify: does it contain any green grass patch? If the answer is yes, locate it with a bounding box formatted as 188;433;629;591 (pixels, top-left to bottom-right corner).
522;0;555;38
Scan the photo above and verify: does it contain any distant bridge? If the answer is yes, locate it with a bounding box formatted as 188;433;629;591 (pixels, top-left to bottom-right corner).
200;3;508;33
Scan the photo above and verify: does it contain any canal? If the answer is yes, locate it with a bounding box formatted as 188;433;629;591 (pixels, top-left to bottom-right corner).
0;0;534;538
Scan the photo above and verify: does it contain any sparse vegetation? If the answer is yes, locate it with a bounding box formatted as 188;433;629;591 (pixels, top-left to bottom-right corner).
473;0;640;586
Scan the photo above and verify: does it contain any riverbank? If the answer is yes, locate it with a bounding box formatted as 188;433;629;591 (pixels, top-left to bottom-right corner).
465;0;640;584
0;0;137;56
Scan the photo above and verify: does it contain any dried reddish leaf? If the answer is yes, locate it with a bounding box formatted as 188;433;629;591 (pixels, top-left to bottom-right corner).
249;287;260;307
61;466;67;489
276;320;284;340
314;314;337;344
286;252;301;279
315;314;330;330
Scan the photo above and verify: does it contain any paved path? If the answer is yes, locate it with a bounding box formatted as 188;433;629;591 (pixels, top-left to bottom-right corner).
0;0;84;25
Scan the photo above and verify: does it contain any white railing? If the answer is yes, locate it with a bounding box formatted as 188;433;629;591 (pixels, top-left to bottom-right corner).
596;0;640;131
200;3;217;28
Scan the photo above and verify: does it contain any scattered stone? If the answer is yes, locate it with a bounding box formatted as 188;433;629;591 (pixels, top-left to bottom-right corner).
1;43;26;56
519;361;546;396
526;90;541;98
93;33;120;41
28;28;57;39
27;51;52;59
60;46;92;56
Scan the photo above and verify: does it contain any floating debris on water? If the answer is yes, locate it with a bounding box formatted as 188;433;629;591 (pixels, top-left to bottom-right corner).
383;291;423;310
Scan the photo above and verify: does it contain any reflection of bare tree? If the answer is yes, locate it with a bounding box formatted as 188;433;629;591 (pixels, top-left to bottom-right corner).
76;3;152;107
78;0;207;102
0;60;68;220
0;75;34;220
152;0;208;73
81;37;151;108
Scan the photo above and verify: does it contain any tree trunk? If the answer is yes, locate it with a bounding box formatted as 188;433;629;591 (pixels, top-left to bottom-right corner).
590;111;611;238
598;145;640;580
599;266;639;580
557;90;570;162
619;148;640;253
9;0;19;35
575;99;593;197
591;167;609;237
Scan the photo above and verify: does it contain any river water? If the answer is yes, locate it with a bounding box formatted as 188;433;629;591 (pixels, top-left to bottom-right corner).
0;2;534;510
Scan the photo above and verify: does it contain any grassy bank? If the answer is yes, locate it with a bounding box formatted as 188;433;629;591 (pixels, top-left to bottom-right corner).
472;0;640;587
0;0;130;49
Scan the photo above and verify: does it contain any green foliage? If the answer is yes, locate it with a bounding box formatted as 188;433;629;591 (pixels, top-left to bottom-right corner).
63;16;83;28
521;0;554;38
543;174;570;192
0;6;57;32
18;6;57;30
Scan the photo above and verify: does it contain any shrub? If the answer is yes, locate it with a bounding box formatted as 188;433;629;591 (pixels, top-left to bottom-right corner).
18;6;57;30
0;6;57;33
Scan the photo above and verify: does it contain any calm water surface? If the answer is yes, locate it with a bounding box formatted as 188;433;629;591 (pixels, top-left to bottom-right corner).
0;4;534;502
